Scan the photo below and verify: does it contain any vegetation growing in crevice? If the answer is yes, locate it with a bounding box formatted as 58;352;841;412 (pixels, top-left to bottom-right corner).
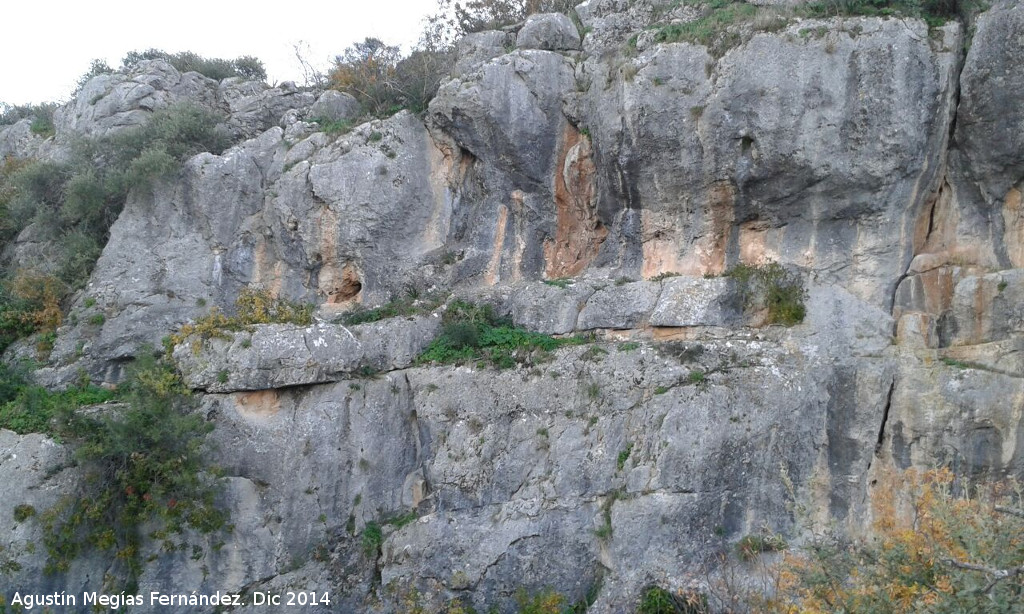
0;270;64;355
339;291;447;325
0;368;115;436
171;287;314;352
2;354;228;593
417;300;588;369
735;532;787;561
638;585;710;614
724;262;806;326
649;0;979;60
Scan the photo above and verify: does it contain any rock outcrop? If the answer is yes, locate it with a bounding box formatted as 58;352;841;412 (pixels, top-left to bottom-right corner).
1;1;1022;612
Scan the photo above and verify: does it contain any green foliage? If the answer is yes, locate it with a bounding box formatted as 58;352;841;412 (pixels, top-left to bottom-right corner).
654;2;766;58
0;378;115;436
29;111;55;138
0;104;232;297
74;59;114;93
340;292;446;325
121;49;266;81
617;443;633;470
650;1;976;59
0;102;53;127
649;272;680;282
362;521;383;557
13;504;36;523
418;301;587;369
385;509;420;529
430;0;578;37
763;468;1024;613
39;354;227;590
724;262;806;326
637;586;710;614
736;532;787;560
328;37;453;117
617;342;641;352
687;370;706;385
799;0;979;26
0;271;64;355
171;286;313;352
515;587;569;614
543;278;572;289
311;117;352;135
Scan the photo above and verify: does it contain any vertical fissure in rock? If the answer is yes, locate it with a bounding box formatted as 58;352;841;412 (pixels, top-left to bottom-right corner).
874;378;897;457
889;23;970;318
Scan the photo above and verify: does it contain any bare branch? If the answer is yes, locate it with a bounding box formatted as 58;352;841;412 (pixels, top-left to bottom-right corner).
942;558;1024;589
994;505;1024;519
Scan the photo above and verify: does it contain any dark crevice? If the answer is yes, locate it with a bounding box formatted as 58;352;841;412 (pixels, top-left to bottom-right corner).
889;21;969;319
874;378;897;457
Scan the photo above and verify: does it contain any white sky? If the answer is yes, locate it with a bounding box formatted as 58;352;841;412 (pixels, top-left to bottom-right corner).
0;0;439;105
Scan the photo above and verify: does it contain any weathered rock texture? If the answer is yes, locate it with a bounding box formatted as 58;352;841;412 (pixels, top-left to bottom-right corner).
2;0;1023;612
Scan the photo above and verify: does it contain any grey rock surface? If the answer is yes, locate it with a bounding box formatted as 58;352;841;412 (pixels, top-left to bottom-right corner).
308;89;361;123
175;316;441;392
577;281;660;329
1;2;1024;611
516;13;582;51
650;276;740;327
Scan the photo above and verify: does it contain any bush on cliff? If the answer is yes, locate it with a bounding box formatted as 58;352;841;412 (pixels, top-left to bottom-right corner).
0;103;232;352
327;37;453;117
418;300;588;369
121;48;266;81
756;468;1024;613
37;354;227;591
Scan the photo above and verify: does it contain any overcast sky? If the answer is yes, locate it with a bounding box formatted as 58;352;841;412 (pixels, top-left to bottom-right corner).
0;0;438;105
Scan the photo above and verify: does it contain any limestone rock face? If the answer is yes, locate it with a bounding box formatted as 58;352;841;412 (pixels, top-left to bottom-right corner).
308;89;361;123
2;2;1024;611
516;12;582;51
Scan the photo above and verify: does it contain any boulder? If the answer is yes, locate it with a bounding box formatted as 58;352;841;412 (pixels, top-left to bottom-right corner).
516;13;582;51
308;89;361;123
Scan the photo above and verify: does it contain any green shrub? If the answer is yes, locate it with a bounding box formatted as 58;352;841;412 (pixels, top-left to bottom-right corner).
13;504;36;523
0;271;65;355
799;0;978;25
0;381;114;436
736;532;787;561
617;443;633;471
515;587;569;614
724;262;806;326
654;2;764;58
73;59;114;93
29;111;55;138
171;287;314;352
40;354;227;590
638;586;710;614
340;292;446;325
311;117;352;135
361;521;383;557
417;301;588;369
121;49;266;82
327;38;453;118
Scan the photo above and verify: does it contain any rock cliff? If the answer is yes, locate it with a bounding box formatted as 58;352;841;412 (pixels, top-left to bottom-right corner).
1;1;1022;612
